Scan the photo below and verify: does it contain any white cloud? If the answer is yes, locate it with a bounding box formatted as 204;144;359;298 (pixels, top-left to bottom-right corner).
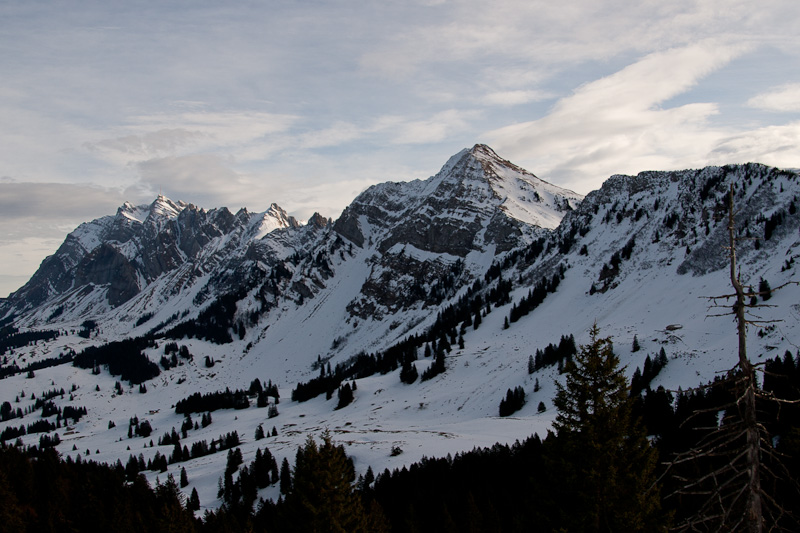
482;90;550;107
710;122;800;165
0;181;131;297
747;83;800;112
0;182;127;221
388;110;480;145
485;42;752;192
86;111;298;163
135;154;244;207
85;129;209;157
296;122;365;150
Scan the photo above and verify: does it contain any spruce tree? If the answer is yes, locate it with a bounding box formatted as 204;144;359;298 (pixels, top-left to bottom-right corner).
285;431;368;532
399;358;418;384
279;457;292;495
546;324;665;532
336;383;354;409
188;487;200;511
759;277;772;301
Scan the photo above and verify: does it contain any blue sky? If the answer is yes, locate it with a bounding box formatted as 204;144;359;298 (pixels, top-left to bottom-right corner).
1;0;799;296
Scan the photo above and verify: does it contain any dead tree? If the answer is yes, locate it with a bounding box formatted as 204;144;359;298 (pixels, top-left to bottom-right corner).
665;185;799;532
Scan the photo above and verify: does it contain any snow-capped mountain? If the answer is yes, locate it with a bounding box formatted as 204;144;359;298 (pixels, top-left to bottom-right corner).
1;144;581;360
1;147;798;514
4;196;324;322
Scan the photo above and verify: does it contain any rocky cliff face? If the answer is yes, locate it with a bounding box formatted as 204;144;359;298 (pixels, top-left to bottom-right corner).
335;144;580;256
332;144;582;319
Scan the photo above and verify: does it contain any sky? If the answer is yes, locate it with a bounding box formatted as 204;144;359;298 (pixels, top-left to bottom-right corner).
1;0;800;297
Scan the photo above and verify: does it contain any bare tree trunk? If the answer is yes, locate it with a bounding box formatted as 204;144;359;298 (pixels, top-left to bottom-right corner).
728;184;763;533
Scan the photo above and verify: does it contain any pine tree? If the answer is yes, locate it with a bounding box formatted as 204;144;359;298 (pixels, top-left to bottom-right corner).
154;474;194;531
363;465;375;489
180;466;189;488
759;277;772;301
336;383;354;409
285;431;367;532
658;346;667;368
399;358;418;384
188;487;200;511
546;324;665;532
253;447;271;488
279;457;292;495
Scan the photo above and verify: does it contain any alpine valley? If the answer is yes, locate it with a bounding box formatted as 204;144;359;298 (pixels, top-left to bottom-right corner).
2;145;799;519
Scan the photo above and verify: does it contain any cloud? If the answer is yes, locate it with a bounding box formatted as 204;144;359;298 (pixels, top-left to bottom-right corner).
0;181;127;222
85;129;209;157
135;154;244;208
387;110;481;145
710;122;800;165
86;111;298;164
747;83;800;112
296;122;365;150
484;41;752;192
357;0;758;83
482;90;551;107
0;181;132;297
133;152;378;221
129;112;298;146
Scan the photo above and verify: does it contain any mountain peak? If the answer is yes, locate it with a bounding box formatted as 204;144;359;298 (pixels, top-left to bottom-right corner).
434;145;583;230
148;195;184;220
468;143;538;182
331;145;583;258
469;143;501;160
307;212;330;229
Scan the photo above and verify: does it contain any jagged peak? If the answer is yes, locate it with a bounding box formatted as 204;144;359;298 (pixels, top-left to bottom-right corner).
266;203;302;228
469;143;507;165
266;202;287;219
469;144;536;179
307;212;329;229
436;144;542;190
116;201;149;223
114;196;187;225
147;195;184;220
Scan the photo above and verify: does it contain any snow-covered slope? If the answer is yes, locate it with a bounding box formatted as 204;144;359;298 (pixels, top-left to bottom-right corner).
1;151;798;515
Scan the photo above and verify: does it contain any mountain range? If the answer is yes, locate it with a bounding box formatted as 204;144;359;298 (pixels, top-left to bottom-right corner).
1;144;798;513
